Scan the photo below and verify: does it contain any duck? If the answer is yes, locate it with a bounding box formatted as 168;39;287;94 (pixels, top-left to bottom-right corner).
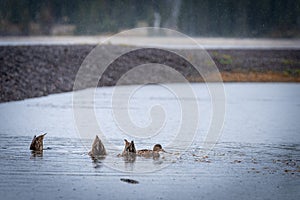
30;133;47;151
88;135;107;158
137;144;165;157
121;139;136;156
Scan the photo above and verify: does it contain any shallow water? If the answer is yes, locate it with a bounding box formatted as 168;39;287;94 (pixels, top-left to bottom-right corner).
0;36;299;49
0;83;299;200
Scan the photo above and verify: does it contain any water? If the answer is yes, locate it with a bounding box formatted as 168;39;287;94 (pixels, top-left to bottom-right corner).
0;83;299;200
0;36;299;49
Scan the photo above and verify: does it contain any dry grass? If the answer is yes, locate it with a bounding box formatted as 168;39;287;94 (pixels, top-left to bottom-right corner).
187;71;300;82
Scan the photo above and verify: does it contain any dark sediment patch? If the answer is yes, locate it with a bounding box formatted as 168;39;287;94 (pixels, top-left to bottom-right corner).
1;45;299;102
120;178;139;184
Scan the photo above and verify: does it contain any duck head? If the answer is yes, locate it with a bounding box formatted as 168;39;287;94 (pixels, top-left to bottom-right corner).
153;144;165;152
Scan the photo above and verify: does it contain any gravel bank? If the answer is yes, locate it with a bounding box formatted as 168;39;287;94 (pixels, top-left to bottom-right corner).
1;45;299;102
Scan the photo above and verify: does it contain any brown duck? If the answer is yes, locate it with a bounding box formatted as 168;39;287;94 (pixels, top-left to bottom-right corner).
122;139;136;156
88;135;107;157
30;133;47;151
137;144;165;157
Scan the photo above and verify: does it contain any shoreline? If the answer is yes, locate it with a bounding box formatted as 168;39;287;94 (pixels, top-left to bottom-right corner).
1;44;299;102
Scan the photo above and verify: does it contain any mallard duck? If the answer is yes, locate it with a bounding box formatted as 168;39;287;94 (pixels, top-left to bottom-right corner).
88;135;107;157
137;144;165;157
122;139;136;156
30;133;47;151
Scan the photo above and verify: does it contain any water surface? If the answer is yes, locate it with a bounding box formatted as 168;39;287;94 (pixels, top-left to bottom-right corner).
0;83;299;200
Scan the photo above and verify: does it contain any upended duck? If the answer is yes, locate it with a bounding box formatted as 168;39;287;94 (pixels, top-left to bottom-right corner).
30;133;47;151
88;135;107;158
122;139;136;156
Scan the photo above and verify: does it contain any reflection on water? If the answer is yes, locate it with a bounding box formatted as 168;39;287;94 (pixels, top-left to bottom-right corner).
30;151;43;158
90;154;106;169
122;154;137;163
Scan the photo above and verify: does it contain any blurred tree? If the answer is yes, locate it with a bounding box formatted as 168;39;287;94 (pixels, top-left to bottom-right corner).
0;0;299;37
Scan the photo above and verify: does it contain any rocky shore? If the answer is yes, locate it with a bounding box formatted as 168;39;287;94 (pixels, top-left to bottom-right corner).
1;45;299;102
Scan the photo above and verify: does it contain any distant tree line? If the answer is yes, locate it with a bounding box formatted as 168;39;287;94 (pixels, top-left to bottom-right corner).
0;0;299;37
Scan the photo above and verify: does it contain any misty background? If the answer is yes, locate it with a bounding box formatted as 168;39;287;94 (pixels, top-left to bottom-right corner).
0;0;299;38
